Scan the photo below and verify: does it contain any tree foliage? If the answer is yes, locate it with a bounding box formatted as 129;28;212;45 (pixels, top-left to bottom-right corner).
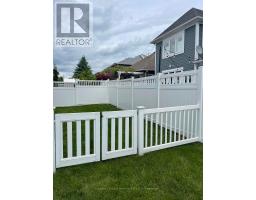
53;65;63;81
101;64;135;79
73;56;95;80
95;72;114;80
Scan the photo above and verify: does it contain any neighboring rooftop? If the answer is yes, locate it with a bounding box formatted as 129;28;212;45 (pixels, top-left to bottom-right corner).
110;54;146;67
132;52;155;72
151;8;203;43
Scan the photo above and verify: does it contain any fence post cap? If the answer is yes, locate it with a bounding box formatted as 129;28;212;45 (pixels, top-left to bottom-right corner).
137;106;145;109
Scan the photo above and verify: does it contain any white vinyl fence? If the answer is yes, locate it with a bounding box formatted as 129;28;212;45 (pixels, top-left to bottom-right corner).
54;104;202;172
137;105;201;155
101;110;137;160
53;67;202;109
54;112;100;168
53;67;203;172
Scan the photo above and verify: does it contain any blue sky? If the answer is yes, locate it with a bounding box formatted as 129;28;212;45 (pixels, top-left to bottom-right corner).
54;0;202;78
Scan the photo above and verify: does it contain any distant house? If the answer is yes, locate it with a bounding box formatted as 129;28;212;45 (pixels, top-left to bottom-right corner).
110;54;146;68
132;52;155;77
100;54;146;80
151;8;203;74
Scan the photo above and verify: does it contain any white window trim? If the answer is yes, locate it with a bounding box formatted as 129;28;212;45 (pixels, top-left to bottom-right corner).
162;30;184;59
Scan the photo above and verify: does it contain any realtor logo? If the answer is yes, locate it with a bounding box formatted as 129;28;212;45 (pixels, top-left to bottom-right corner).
55;2;93;47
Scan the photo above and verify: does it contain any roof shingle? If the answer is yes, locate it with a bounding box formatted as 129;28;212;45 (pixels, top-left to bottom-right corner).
132;52;155;72
117;55;146;66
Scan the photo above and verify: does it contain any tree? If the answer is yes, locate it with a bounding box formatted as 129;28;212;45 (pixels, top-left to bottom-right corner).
53;65;59;81
73;56;95;80
53;65;64;81
58;76;63;81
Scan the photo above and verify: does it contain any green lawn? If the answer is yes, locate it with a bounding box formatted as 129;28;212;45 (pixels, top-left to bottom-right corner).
54;104;203;200
54;104;120;114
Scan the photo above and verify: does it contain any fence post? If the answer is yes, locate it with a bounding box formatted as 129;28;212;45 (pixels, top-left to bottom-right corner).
157;73;161;108
74;80;77;105
116;79;119;108
131;77;134;109
53;108;56;173
137;106;145;156
106;79;110;103
197;67;203;142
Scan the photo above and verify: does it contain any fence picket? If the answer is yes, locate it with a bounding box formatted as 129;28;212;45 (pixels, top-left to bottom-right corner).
85;120;90;155
183;110;186;140
179;111;181;141
111;118;115;151
169;112;172;143
195;110;198;138
125;117;129;149
150;114;153;147
174;111;177;142
187;110;190;139
118;117;122;150
132;117;134;148
76;121;81;156
155;113;159;145
191;110;194;138
145;115;148;147
67;122;72;158
60;122;63;159
160;113;163;145
165;112;168;144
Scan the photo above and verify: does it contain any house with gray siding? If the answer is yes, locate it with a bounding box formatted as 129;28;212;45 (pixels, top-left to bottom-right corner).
151;8;203;74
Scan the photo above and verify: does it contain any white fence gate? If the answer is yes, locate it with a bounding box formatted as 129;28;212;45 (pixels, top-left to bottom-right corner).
101;110;137;160
137;105;201;155
54;112;100;168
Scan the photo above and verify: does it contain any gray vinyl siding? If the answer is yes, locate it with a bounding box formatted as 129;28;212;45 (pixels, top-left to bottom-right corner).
156;25;196;73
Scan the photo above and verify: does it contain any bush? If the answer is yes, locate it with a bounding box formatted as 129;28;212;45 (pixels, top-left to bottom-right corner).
95;72;114;80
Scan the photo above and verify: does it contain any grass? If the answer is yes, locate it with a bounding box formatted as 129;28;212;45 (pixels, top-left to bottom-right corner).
54;104;203;200
54;104;120;114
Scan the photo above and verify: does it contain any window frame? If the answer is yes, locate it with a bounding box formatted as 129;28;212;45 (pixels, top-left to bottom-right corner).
162;30;185;59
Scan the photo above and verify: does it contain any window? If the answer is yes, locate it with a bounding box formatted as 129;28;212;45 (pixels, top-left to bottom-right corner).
176;32;184;53
170;38;175;53
162;40;170;58
162;31;184;59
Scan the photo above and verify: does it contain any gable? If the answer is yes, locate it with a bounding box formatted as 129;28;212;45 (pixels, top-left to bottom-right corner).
151;8;203;44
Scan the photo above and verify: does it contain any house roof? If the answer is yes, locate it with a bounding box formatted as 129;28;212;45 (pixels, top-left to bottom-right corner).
111;54;146;67
151;8;203;44
132;52;155;72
